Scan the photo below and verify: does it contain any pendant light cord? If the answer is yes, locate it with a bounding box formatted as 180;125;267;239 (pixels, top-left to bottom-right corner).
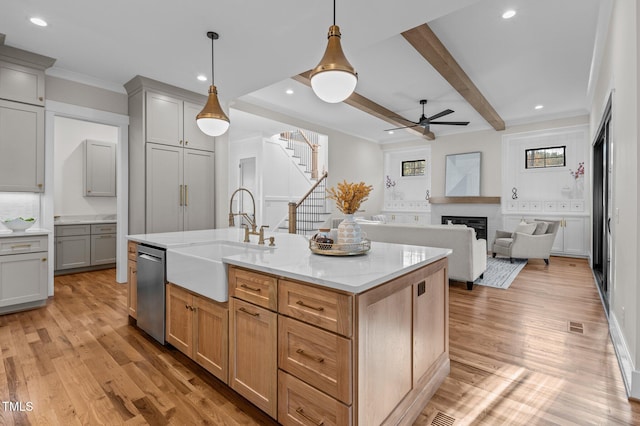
333;0;336;25
211;35;215;85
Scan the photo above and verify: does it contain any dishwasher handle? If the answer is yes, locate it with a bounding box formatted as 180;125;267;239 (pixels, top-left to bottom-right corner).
139;253;163;263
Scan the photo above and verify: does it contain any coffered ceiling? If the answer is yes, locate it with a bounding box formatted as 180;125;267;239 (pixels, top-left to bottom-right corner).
0;0;607;144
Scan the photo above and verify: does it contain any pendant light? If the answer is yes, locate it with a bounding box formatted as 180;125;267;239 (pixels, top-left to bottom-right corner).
196;31;230;136
309;0;358;103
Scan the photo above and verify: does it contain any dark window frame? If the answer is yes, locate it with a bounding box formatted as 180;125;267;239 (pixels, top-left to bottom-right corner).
525;146;566;169
402;159;426;177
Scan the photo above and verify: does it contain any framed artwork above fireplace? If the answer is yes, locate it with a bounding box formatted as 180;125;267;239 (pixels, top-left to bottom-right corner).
445;152;481;197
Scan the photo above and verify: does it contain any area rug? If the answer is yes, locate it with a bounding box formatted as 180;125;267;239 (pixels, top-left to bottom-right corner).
474;257;528;289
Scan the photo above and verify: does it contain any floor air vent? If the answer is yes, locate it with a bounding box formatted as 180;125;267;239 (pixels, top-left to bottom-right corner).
431;411;456;426
568;321;584;334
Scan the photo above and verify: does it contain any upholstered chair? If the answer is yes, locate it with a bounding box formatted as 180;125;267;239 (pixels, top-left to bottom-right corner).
492;219;561;264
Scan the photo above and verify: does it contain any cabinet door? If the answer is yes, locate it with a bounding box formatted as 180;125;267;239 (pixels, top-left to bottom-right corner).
0;100;44;192
0;60;45;106
146;143;184;233
562;217;587;256
0;252;47;307
165;284;193;355
90;234;116;265
146;92;183;147
127;259;137;319
84;140;116;197
194;295;228;383
55;235;91;270
183;149;215;231
183;101;214;151
413;267;447;385
229;298;277;418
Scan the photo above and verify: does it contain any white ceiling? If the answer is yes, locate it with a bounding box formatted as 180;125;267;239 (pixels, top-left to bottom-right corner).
0;0;606;144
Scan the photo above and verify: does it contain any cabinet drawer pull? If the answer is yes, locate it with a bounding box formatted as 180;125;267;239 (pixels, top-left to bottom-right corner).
11;244;32;249
296;300;324;312
295;407;324;425
240;283;261;292
184;185;188;206
296;348;324;363
239;307;260;317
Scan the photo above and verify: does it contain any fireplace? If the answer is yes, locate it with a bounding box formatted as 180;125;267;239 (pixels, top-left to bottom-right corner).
441;215;487;240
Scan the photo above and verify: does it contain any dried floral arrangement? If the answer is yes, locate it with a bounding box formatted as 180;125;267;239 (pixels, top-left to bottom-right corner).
326;180;373;215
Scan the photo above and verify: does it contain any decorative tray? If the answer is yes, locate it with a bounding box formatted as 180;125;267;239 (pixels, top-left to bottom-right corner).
308;239;371;256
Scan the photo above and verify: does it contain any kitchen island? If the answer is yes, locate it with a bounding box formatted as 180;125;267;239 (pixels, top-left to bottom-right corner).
128;229;451;425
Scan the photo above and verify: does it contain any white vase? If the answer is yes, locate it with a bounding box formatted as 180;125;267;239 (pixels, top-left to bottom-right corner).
337;214;363;247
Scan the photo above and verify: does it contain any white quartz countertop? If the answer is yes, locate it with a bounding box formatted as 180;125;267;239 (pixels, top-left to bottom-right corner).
0;228;51;238
54;215;117;225
129;228;451;294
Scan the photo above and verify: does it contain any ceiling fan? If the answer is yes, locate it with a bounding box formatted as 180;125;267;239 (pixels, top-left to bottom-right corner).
385;99;470;135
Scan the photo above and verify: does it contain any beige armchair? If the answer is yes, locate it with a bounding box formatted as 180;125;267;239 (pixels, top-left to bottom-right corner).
492;219;560;264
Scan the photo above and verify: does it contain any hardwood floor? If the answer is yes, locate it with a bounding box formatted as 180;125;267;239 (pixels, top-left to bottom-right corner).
0;258;638;425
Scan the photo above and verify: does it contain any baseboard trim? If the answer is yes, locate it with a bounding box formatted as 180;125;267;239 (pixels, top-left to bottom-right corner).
609;312;640;398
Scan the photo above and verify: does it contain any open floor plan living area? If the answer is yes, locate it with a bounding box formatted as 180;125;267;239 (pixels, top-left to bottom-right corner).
2;0;640;424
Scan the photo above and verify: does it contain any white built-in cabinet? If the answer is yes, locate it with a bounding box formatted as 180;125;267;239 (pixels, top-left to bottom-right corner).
0;52;53;193
125;76;215;234
503;215;588;257
84;140;116;197
0;234;48;314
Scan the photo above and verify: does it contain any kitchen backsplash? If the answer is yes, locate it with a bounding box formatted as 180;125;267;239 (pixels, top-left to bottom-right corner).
0;193;41;222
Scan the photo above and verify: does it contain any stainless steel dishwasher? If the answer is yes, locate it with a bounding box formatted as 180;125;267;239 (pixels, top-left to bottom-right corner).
136;244;166;344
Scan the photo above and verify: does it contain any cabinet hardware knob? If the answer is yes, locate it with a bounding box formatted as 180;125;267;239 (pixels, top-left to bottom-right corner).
240;283;261;292
88;190;92;193
295;407;324;425
295;348;324;363
238;307;260;317
185;140;188;145
41;258;47;262
296;300;324;312
179;140;183;145
38;183;43;188
39;97;43;101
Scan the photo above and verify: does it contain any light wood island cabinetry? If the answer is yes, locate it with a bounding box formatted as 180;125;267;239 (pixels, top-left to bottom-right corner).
228;257;449;425
127;241;137;319
166;282;228;383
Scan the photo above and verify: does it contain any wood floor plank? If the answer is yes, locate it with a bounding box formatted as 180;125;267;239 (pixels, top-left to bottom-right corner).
0;258;638;425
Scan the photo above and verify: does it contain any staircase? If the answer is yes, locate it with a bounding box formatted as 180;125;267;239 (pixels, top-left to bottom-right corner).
275;130;331;236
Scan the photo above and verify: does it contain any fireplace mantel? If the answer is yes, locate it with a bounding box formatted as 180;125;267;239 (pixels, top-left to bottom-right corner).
429;196;501;204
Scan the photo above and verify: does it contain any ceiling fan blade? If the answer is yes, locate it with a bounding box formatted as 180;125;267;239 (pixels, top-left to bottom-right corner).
384;124;420;131
427;109;454;121
429;121;470;126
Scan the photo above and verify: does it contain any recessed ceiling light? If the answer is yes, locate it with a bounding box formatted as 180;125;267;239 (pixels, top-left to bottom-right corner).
285;89;294;95
30;17;48;27
387;130;394;135
502;10;516;19
535;105;544;110
197;74;207;82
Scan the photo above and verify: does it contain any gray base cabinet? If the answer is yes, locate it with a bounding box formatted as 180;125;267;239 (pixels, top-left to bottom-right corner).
55;223;116;272
0;235;48;314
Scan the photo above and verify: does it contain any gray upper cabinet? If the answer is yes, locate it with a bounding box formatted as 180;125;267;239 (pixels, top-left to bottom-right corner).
84;140;116;197
0;60;45;106
146;92;214;151
0;99;45;192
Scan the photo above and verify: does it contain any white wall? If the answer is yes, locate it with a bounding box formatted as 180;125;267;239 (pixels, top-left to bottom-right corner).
53;116;118;216
589;0;640;397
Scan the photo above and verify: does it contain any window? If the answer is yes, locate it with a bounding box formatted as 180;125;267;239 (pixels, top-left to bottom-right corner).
402;159;425;176
525;146;566;169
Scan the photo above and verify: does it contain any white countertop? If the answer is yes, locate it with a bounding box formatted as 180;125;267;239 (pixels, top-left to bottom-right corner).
54;214;117;225
129;228;451;294
0;228;51;238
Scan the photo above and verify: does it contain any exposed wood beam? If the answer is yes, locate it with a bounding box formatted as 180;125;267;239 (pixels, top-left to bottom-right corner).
401;23;506;131
292;72;435;140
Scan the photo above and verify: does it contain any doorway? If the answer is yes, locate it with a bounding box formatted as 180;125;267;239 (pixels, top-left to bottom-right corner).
592;95;612;314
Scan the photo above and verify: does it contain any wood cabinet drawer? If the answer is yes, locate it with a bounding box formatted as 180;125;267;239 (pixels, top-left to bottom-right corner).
128;241;138;261
55;224;90;237
278;316;352;404
0;235;48;255
91;223;117;234
278;370;351;426
279;279;352;337
229;266;277;310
